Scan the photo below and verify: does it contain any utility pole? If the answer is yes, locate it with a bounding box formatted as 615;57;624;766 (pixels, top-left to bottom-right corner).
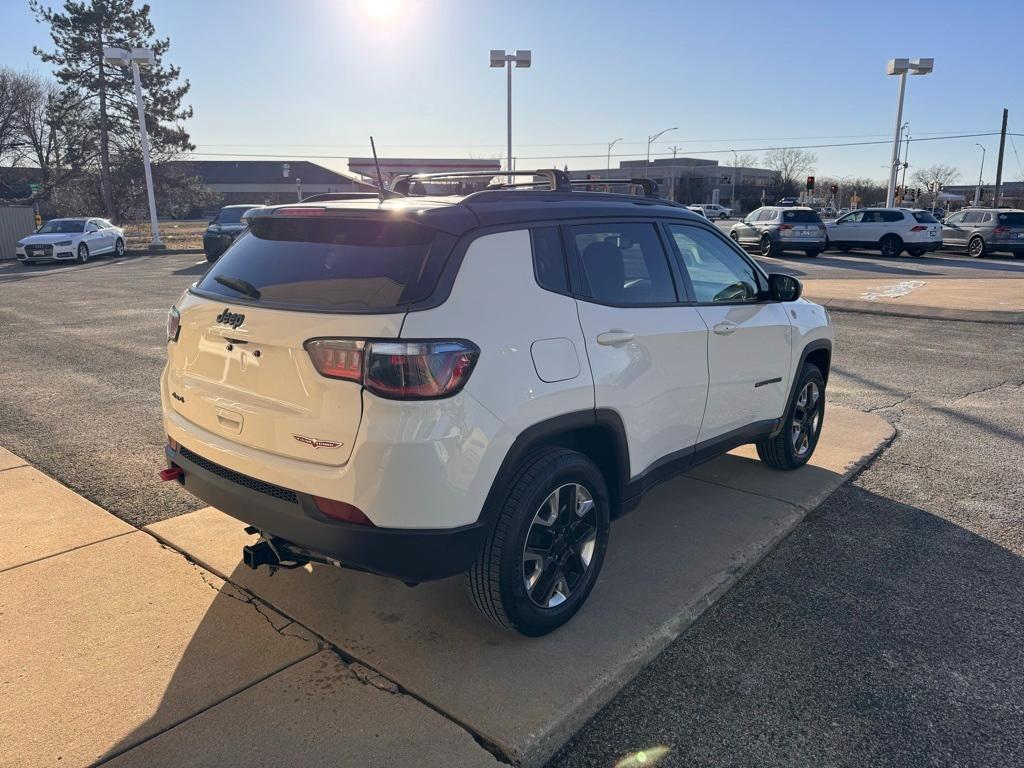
668;145;681;159
899;123;910;192
994;108;1008;207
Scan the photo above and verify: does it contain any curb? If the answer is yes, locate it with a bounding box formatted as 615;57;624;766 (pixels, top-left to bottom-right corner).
813;297;1024;325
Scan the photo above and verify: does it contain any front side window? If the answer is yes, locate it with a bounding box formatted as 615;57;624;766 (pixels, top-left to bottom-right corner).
945;211;964;225
667;224;762;304
962;211;982;224
569;222;677;305
837;211;864;224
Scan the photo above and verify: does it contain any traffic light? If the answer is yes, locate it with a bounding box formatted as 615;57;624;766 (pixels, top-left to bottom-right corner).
806;175;815;191
830;184;838;194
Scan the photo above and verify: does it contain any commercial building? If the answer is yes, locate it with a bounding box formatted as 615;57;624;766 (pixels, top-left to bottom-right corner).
169;160;375;206
347;157;501;189
567;158;780;213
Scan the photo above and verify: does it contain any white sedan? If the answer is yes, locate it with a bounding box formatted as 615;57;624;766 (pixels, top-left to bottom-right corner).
15;217;126;265
699;204;733;220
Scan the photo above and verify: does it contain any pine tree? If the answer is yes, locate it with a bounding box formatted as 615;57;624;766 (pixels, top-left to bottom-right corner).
30;0;193;220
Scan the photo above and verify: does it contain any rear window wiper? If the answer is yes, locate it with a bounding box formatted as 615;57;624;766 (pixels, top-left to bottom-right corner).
214;275;262;300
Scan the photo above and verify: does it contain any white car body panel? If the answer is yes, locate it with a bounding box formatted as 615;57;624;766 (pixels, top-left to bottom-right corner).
16;218;124;262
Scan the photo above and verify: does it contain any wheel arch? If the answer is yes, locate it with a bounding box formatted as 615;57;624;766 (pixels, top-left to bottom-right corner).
480;410;630;524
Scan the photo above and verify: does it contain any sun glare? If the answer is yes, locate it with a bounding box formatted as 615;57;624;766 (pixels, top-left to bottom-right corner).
361;0;405;25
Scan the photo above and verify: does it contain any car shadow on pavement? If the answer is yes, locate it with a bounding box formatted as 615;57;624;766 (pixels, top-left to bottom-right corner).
171;262;210;276
548;482;1024;768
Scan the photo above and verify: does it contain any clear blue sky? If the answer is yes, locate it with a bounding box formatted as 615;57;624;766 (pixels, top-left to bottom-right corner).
3;0;1023;185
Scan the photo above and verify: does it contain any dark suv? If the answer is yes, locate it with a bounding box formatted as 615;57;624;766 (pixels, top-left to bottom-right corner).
203;204;262;262
941;208;1024;257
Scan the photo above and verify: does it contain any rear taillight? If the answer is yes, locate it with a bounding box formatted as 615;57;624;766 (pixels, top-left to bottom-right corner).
993;226;1009;234
305;339;479;400
910;225;927;232
166;306;181;342
313;496;374;526
779;224;794;231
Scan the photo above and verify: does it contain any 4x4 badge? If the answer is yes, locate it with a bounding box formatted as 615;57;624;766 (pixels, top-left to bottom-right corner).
292;434;344;449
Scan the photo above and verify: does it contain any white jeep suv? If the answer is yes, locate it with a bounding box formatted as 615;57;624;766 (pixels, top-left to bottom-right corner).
161;170;833;636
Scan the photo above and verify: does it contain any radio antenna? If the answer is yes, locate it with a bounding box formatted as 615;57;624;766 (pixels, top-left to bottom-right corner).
370;136;386;203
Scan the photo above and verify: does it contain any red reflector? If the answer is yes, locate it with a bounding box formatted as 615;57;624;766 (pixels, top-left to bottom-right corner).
277;207;328;217
313;496;374;526
168;437;180;451
159;467;183;481
910;225;927;232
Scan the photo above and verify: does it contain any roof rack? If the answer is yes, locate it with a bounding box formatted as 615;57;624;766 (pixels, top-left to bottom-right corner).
567;177;659;198
391;168;571;195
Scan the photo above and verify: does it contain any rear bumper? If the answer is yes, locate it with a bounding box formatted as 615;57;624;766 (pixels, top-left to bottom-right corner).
165;443;489;582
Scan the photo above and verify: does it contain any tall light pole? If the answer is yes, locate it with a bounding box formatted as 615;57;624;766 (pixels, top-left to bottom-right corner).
974;143;986;206
645;127;677;177
490;49;531;184
885;58;933;207
731;149;739;213
899;122;910;197
104;47;163;248
607;137;623;171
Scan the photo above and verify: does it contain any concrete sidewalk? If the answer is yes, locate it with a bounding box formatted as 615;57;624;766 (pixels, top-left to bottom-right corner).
0;406;892;768
803;276;1024;323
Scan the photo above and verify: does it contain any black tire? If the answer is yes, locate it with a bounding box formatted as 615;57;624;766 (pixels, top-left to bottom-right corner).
968;236;986;258
205;250;218;263
467;447;610;636
837;245;851;253
77;242;89;264
729;230;739;242
114;237;126;257
879;234;903;258
756;363;826;470
804;249;822;258
907;248;925;257
759;234;775;257
720;213;728;220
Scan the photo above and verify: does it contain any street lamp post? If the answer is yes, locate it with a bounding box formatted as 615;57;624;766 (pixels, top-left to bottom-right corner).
974;143;986;206
885;58;933;208
607;137;623;171
489;49;531;185
731;149;739;214
103;47;163;249
645;127;677;178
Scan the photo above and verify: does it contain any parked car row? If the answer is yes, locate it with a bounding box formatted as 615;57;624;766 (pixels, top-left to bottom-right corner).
729;205;1024;258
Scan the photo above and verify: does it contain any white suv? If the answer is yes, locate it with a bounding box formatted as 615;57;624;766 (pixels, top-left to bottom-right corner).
161;171;833;636
699;203;733;220
825;207;942;257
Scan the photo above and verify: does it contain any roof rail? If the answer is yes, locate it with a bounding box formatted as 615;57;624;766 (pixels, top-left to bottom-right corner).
391;168;571;195
567;177;660;198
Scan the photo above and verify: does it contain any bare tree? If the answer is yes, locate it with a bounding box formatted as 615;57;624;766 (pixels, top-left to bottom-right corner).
733;152;760;169
0;68;35;164
763;147;817;196
910;164;961;191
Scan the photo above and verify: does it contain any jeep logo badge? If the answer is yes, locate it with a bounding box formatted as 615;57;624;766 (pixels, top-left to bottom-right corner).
216;309;245;329
292;434;344;450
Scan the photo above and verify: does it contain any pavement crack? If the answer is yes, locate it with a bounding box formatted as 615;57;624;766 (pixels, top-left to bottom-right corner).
349;662;400;694
865;392;914;413
947;378;1024;404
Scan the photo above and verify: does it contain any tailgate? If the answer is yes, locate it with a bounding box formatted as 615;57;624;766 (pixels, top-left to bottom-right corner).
167;296;403;466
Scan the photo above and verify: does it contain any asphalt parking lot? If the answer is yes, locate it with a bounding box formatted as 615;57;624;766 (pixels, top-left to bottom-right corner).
1;251;1023;765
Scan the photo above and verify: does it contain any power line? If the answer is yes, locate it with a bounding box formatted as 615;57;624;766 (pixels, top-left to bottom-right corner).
185;131;1005;163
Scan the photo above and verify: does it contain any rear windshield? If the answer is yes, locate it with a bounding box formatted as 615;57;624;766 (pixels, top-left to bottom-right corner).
912;211;938;223
997;212;1024;225
216;207;257;225
782;210;821;223
195;217;453;311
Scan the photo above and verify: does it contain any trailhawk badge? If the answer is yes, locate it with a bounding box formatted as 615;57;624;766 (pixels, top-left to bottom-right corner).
292;434;344;450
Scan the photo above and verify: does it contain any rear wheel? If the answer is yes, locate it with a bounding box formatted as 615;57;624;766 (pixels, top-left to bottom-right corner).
968;236;986;258
756;363;825;470
467;448;610;636
804;249;822;258
837;245;851;253
907;248;925;257
759;234;775;257
879;234;903;258
77;243;89;264
205;250;218;263
114;238;126;257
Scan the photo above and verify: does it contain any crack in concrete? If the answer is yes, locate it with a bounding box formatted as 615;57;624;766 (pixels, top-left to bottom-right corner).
948;378;1024;404
865;392;914;413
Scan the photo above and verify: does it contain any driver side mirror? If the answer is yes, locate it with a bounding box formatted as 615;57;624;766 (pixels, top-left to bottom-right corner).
768;273;802;302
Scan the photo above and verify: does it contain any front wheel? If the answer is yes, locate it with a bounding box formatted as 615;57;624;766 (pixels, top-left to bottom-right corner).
907;248;925;257
729;230;739;242
467;448;610;636
968;236;986;258
114;238;126;257
756;363;825;470
77;243;89;264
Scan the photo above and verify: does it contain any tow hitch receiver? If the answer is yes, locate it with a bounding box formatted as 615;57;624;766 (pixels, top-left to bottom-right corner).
242;534;339;576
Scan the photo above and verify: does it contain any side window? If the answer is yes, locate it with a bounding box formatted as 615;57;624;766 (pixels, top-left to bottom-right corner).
758;209;775;222
945;212;964;225
85;219;99;232
861;211;880;223
979;212;992;223
569;222;677;305
881;210;904;223
745;208;762;222
838;211;864;224
667;225;762;304
531;226;569;294
962;211;982;224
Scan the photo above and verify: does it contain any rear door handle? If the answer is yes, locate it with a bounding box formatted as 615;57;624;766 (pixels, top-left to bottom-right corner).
712;321;739;336
596;330;636;346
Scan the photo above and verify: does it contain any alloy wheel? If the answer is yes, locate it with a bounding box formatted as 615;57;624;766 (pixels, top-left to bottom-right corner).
522;483;598;609
790;381;821;457
969;237;984;258
77;243;89;263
